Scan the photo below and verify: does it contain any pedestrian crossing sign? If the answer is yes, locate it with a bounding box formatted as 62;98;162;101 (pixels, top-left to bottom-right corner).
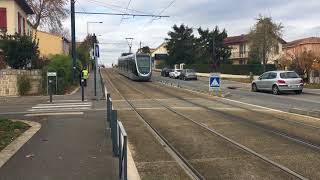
209;74;221;91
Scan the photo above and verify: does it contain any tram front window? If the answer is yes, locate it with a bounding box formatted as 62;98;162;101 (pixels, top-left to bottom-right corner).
137;56;151;74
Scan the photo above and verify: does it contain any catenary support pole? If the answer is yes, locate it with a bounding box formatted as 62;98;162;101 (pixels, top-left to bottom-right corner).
71;0;76;83
93;34;97;97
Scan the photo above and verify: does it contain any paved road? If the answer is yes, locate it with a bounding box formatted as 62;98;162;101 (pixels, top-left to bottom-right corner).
152;71;320;112
0;73;118;180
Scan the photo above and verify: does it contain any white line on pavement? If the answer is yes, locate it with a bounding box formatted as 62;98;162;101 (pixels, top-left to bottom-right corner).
37;102;92;106
32;105;91;109
28;107;91;112
25;112;84;116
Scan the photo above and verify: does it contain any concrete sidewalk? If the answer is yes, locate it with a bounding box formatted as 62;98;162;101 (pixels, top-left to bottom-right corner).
0;72;118;180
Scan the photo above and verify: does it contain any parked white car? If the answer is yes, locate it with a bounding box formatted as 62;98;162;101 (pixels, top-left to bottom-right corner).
252;71;304;95
169;69;182;79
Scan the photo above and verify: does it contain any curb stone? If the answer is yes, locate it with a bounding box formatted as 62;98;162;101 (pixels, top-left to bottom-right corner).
0;120;41;168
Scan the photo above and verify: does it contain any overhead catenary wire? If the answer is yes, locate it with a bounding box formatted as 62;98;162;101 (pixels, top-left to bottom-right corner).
87;0;152;15
148;0;175;24
120;0;133;24
74;11;169;18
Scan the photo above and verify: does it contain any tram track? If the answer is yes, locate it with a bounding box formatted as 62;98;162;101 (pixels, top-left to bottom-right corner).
109;69;320;179
102;69;204;180
146;79;320;150
102;69;308;180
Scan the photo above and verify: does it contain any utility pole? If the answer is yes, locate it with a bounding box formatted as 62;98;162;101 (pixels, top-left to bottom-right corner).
92;34;97;97
71;0;76;83
140;41;142;51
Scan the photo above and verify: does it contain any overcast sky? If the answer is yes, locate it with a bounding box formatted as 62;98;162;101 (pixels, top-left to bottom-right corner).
64;0;320;66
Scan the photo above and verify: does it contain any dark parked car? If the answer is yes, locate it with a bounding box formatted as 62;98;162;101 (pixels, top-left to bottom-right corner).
179;69;197;80
161;68;173;77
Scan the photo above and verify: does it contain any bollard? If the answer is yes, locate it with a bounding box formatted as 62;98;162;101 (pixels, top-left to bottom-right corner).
49;79;53;103
81;79;85;102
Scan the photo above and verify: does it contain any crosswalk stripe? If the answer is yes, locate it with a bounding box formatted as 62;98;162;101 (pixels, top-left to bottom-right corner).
32;104;91;109
25;112;84;116
28;107;91;112
28;101;92;114
36;102;92;106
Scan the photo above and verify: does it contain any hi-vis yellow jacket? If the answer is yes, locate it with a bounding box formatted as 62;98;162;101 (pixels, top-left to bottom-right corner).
82;69;89;79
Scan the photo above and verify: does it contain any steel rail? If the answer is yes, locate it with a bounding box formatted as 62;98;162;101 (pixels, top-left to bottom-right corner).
111;70;309;180
102;70;205;180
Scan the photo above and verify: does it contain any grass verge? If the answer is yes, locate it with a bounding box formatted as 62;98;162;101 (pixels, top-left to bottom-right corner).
0;118;30;151
304;83;320;89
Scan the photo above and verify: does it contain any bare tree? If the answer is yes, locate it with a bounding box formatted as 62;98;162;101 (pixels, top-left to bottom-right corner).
284;49;319;81
26;0;69;31
248;15;283;72
49;27;71;39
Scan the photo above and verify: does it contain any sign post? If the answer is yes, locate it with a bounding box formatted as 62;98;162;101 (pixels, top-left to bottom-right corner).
47;71;57;98
209;73;221;96
81;79;85;102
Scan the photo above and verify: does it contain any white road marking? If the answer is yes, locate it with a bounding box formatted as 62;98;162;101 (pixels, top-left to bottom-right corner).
25;112;84;116
32;104;91;109
38;102;92;106
28;102;92;114
28;107;91;112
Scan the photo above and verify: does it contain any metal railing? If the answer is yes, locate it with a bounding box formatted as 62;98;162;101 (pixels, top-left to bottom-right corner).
107;93;128;180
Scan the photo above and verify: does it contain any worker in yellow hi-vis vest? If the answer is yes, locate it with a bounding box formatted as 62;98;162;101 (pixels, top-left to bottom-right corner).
82;68;89;87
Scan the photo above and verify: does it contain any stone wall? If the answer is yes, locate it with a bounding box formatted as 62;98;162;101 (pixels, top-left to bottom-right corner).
0;69;42;96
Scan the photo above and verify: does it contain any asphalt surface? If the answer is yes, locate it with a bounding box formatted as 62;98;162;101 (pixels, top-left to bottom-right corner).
102;68;320;179
152;71;320;112
0;73;118;180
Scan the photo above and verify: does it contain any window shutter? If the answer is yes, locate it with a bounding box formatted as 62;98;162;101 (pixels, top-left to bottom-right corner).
18;12;21;34
23;18;26;34
0;8;7;32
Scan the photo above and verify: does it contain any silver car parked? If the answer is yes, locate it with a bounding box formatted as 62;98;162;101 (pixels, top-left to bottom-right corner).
252;71;304;95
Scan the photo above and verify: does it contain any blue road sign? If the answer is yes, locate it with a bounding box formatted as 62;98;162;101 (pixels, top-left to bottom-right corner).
209;74;221;91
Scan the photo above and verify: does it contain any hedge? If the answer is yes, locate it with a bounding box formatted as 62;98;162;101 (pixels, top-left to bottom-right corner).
184;64;277;75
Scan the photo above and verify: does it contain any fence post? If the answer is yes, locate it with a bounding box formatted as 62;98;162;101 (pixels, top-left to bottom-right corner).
124;135;127;180
112;110;119;156
118;127;122;179
107;93;111;123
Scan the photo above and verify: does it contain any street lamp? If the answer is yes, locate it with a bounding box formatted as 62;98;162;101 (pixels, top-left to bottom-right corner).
87;21;103;35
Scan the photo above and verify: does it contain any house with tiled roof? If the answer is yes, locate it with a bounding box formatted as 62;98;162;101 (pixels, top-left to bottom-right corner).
151;42;168;67
0;0;34;36
283;37;320;83
224;34;286;65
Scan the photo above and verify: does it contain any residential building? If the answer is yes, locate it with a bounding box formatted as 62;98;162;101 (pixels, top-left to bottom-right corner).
224;34;286;64
284;37;320;57
35;31;70;58
0;0;34;36
283;37;320;83
151;42;168;67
